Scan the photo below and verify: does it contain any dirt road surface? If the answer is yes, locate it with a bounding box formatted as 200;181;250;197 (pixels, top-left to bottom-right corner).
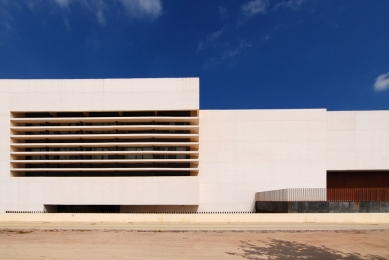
1;229;388;259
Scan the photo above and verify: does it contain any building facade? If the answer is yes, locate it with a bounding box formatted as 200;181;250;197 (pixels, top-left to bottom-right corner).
0;78;388;213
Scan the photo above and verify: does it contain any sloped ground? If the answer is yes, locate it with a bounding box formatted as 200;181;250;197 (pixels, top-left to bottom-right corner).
0;229;388;259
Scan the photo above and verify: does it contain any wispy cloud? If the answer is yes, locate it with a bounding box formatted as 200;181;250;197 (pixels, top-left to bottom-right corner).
54;0;71;9
25;0;41;12
52;0;72;32
1;0;163;35
197;29;224;52
203;40;253;68
374;71;389;91
96;9;105;25
119;0;162;19
0;20;11;32
218;6;228;19
0;0;19;33
53;0;105;28
51;0;162;25
241;0;269;20
222;40;252;60
275;0;305;10
81;0;107;25
63;16;71;31
86;38;103;50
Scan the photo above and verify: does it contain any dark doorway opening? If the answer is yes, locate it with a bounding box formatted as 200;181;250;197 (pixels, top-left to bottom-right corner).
45;205;120;213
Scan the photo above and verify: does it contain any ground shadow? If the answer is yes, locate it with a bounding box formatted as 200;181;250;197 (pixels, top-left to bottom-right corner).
226;239;387;260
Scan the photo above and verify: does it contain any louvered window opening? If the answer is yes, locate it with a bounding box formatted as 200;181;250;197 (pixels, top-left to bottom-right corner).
10;111;199;177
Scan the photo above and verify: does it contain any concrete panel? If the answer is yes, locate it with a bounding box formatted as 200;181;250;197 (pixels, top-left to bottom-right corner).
359;202;370;213
198;109;327;212
329;202;339;213
339;202;349;213
3;78;199;111
0;177;199;212
327;111;389;170
349;202;360;213
370;201;380;213
380;202;389;213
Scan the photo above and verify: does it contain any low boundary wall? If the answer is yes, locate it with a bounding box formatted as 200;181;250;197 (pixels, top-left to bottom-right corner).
1;213;389;224
256;201;389;213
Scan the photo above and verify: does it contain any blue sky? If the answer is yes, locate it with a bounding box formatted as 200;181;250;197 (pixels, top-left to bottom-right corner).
1;0;389;110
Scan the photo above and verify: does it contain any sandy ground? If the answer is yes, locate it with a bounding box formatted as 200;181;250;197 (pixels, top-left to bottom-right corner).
0;230;388;259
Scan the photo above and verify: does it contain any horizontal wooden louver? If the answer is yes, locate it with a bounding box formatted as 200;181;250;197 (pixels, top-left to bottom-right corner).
10;111;199;177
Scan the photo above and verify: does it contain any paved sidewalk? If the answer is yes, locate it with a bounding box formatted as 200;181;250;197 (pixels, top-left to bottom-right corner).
1;222;389;231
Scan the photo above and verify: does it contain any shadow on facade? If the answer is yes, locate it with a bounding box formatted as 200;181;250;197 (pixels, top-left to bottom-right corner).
44;204;199;213
226;239;387;260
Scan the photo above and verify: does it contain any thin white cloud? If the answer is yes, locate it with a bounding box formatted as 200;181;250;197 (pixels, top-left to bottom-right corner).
0;21;11;31
222;40;252;60
96;9;105;25
119;0;162;19
374;71;389;91
241;0;269;19
86;38;103;50
203;40;253;68
0;0;20;33
0;0;162;36
197;29;224;52
54;0;71;9
275;0;305;10
63;16;71;31
25;0;41;12
218;6;228;19
82;0;107;25
52;0;161;26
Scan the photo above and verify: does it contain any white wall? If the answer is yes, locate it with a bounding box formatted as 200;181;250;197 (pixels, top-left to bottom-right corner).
1;78;389;213
0;78;200;213
327;111;389;170
198;109;327;212
1;78;199;111
0;177;199;212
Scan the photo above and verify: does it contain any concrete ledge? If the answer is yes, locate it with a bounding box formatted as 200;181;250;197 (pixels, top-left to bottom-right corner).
1;213;389;224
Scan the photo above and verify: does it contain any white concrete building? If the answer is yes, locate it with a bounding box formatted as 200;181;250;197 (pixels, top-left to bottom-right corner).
0;78;388;213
